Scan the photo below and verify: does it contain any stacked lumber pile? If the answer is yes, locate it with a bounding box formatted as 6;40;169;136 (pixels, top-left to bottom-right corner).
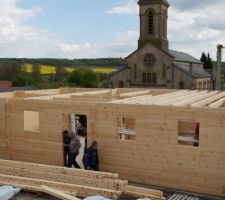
0;159;125;199
0;159;165;200
125;185;165;200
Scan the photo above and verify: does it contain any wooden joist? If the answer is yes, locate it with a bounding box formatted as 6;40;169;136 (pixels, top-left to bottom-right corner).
0;159;165;200
0;159;125;192
208;97;225;108
110;94;152;104
135;90;189;105
191;92;225;107
172;91;217;107
137;198;152;200
119;90;151;98
155;90;199;106
0;159;118;179
125;185;165;200
0;174;121;199
41;185;81;200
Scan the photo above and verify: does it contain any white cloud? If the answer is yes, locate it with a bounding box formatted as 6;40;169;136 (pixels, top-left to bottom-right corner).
1;0;225;60
168;5;225;59
106;0;138;15
100;31;138;57
0;0;138;58
53;42;99;59
0;0;50;57
54;31;139;58
107;0;225;60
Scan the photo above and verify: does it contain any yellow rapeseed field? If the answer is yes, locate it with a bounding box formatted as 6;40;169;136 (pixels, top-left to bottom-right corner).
22;64;117;75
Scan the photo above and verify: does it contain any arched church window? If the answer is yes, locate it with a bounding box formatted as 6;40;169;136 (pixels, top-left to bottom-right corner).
144;54;155;68
147;73;151;83
134;64;137;80
163;64;166;79
148;11;154;34
142;73;147;84
163;11;167;38
152;73;157;84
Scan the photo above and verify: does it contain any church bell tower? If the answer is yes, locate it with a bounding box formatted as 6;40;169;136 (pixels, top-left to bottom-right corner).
138;0;169;51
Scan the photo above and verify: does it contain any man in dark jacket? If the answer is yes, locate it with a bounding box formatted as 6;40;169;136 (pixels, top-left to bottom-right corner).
83;141;99;171
62;130;71;167
68;132;81;168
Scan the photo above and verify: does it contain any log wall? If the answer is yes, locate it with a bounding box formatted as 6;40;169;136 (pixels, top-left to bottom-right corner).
91;104;225;197
0;91;224;197
4;98;94;166
0;99;8;159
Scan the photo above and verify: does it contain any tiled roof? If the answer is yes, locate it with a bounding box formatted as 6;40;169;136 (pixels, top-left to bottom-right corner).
169;50;202;64
173;62;211;78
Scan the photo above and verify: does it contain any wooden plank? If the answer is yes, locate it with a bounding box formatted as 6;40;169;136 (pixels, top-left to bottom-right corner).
0;159;119;179
41;185;81;200
173;91;217;107
0;174;121;199
125;185;165;200
125;185;163;197
136;90;189;105
119;90;151;98
110;94;153;104
0;166;123;191
191;92;225;107
155;91;199;106
208;97;225;108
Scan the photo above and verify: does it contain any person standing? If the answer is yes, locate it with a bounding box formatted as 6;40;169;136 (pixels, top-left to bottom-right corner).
83;141;99;171
68;132;81;168
62;130;71;167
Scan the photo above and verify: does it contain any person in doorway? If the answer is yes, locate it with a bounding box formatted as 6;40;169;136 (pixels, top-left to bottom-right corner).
62;130;71;167
194;122;200;147
68;132;81;168
83;141;99;171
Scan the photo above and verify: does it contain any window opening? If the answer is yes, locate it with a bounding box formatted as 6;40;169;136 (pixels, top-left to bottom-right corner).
178;121;200;147
117;116;136;141
24;111;39;132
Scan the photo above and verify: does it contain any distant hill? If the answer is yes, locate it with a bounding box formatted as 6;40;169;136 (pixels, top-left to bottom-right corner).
212;61;225;70
0;58;127;68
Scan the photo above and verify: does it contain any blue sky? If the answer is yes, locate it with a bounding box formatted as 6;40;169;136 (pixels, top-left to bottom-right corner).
19;0;138;43
0;0;225;59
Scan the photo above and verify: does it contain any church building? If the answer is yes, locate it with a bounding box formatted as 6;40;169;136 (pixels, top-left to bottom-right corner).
110;0;212;90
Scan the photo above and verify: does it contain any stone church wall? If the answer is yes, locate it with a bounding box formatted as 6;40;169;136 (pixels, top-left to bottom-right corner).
110;67;130;88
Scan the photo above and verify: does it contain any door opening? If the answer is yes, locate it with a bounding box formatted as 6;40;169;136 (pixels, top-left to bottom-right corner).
62;113;87;168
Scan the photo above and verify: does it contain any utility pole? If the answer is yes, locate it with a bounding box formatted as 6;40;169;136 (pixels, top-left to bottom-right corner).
52;73;55;89
216;44;223;91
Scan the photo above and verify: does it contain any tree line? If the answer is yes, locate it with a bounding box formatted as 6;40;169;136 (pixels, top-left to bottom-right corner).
0;62;110;89
0;58;126;89
0;58;127;67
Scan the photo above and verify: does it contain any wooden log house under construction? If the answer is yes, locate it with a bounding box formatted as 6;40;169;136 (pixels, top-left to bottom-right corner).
0;88;225;198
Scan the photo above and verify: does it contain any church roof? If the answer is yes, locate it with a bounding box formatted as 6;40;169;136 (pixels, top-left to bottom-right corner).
138;0;170;7
169;50;202;64
173;62;211;78
109;66;129;78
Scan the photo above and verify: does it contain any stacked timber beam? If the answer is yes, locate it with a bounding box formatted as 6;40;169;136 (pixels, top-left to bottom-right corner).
0;159;124;199
0;159;164;200
125;185;165;200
